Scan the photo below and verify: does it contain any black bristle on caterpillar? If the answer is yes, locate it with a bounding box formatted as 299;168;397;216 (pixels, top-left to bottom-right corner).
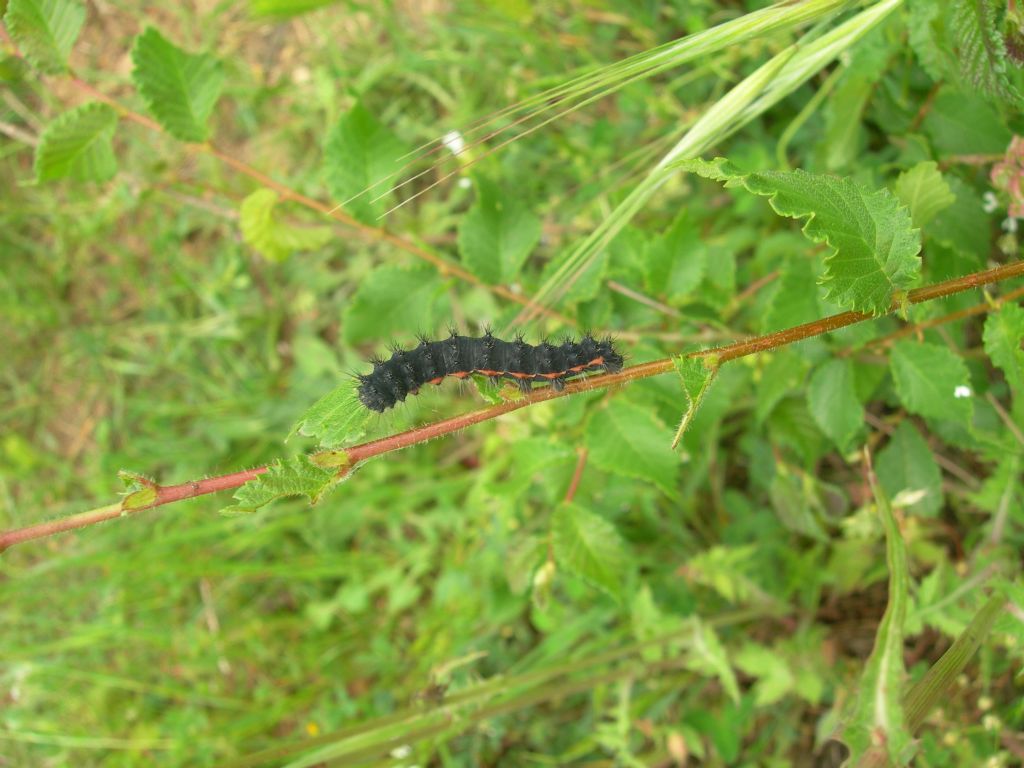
357;332;624;412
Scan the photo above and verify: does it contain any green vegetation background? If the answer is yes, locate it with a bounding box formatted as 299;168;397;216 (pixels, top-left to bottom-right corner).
2;0;1023;766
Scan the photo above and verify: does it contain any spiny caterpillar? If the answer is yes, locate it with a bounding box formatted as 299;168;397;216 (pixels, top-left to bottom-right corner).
357;331;624;412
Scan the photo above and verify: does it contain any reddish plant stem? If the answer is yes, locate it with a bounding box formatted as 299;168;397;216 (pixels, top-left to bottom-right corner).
564;449;590;504
2;262;1022;552
864;284;1024;351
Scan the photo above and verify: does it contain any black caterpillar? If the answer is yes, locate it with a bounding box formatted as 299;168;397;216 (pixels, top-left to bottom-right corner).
357;332;624;412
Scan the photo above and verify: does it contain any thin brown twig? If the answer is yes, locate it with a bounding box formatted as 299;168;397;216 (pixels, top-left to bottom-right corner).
3;260;1022;552
564;449;589;504
865;285;1024;352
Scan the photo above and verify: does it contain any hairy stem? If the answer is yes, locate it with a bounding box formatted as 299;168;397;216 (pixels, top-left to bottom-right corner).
2;260;1021;552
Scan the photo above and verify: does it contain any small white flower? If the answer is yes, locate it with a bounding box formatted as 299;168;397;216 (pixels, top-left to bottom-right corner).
390;745;412;759
442;130;466;156
954;385;971;399
1003;216;1019;233
982;191;1000;213
458;177;472;189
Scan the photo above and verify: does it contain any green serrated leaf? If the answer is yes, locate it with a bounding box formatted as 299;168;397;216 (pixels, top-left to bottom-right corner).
470;373;506;406
685;618;740;704
122;487;157;511
894;161;955;228
457;175;541;285
324;102;404;223
951;0;1024;108
643;212;706;301
844;472;912;762
769;464;830;542
551;502;629;601
763;256;821;332
735;644;795;706
308;449;350;470
131;26;224;143
117;469;156;491
907;0;949;80
927;175;991;263
34;102;117;183
221;456;337;515
819;74;872;171
983;302;1024;394
755;350;811;423
239;188;333;262
876;421;943;517
342;265;447;345
5;0;85;73
587;399;678;497
890;340;974;425
671;355;717;449
506;534;546;595
807;358;863;452
290;378;369;449
680;158;921;315
117;470;158;513
923;85;1013;156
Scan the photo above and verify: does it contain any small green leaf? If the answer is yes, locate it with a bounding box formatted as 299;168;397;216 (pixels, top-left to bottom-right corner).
907;0;947;81
755;350;810;423
239;188;333;262
951;0;1023;108
118;469;158;511
505;534;546;595
290;378;369;448
671;355;718;449
843;468;912;762
684;545;767;605
587;399;678;497
323;102;404;223
308;449;349;469
685;618;740;704
221;456;338;515
131;26;224;143
34;102;117;183
983;302;1024;394
928;176;991;262
923;86;1013;156
5;0;85;73
457;175;541;284
890;340;973;425
551;502;630;601
680;158;921;315
342;265;447;345
122;487;157;511
807;358;863;452
117;469;156;491
735;644;794;706
763;257;821;331
643;212;706;301
894;161;955;228
876;421;943;517
768;464;829;542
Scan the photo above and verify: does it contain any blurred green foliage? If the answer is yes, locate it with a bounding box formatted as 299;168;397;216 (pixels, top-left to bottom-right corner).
2;0;1023;766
